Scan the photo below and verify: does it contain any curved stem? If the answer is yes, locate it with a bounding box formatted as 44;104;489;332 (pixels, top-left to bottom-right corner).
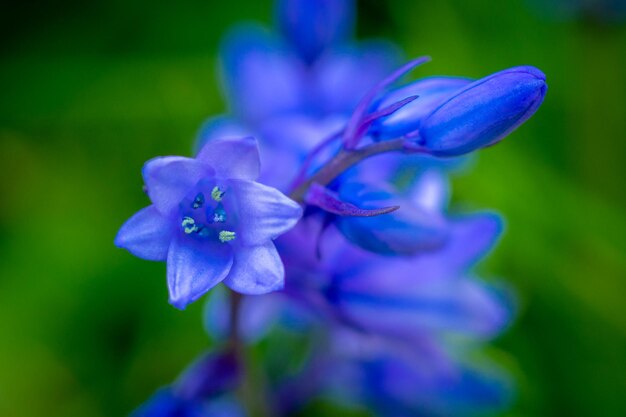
229;290;271;417
289;138;408;202
288;130;343;193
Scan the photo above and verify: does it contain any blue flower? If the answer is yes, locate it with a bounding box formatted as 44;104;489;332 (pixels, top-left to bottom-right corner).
415;66;547;156
332;171;450;256
115;137;302;309
131;389;205;417
276;0;355;64
131;351;245;417
324;330;513;417
212;0;400;163
273;198;512;341
219;25;399;126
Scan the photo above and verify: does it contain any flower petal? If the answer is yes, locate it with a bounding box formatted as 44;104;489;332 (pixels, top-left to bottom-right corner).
312;40;402;115
173;350;241;400
336;182;448;255
409;169;450;213
227;179;303;246
220;24;306;123
114;205;174;261
223;242;285;294
276;0;355;63
336;269;512;339
143;156;214;216
194;115;252;154
444;212;504;270
196;136;261;181
167;234;233;309
130;388;204;417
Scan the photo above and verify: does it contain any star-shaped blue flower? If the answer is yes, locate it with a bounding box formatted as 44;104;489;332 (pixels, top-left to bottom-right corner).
115;136;302;309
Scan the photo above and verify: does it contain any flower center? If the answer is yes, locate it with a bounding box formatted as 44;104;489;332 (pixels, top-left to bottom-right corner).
178;184;237;243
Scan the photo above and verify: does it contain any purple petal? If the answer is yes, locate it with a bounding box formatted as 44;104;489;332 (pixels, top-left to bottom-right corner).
194;115;252;154
336;268;512;338
409;169;450;212
130;388;204;417
335;182;448;256
223;242;285;294
443;212;504;270
312;40;402;115
173;350;241;400
143;157;214;216
306;183;399;217
227;179;303;246
276;0;355;63
196;136;261;181
167;234;234;309
115;205;174;261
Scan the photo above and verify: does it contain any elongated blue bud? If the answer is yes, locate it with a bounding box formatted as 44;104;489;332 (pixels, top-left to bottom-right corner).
417;66;547;157
277;0;354;64
370;76;472;140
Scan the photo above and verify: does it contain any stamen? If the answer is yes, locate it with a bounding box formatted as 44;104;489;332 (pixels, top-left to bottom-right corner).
192;193;205;209
218;230;236;243
181;217;198;234
211;186;225;202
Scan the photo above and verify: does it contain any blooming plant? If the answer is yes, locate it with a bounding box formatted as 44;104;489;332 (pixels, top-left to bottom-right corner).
116;0;547;416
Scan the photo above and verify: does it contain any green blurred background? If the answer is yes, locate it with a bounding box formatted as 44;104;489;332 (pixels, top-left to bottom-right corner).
0;0;624;416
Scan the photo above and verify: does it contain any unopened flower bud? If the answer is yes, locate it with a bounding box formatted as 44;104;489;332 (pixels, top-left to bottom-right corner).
417;66;547;157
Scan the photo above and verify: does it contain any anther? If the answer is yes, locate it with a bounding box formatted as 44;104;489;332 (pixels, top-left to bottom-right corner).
192;193;205;209
181;217;198;234
211;186;225;202
218;230;236;243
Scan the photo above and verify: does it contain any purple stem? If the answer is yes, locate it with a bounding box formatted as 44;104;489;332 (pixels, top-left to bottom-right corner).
343;56;431;149
288;129;343;192
289;138;412;203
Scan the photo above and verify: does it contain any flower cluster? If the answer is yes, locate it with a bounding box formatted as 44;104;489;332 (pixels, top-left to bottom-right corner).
116;0;547;416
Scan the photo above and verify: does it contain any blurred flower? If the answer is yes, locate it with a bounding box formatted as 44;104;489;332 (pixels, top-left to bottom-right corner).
275;202;511;341
223;206;514;415
219;24;399;126
324;329;513;417
131;351;244;417
332;171;450;256
415;66;547;157
276;0;355;64
204;187;510;373
115;137;302;309
197;0;401;196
